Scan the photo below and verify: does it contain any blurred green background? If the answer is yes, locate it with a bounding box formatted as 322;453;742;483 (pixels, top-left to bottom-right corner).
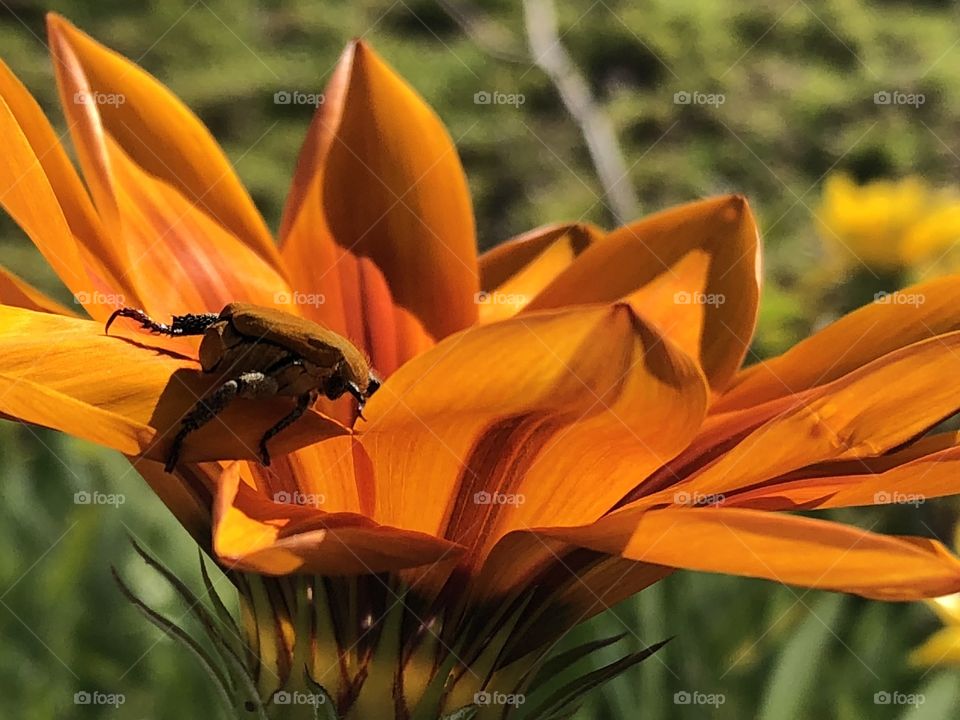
2;0;960;717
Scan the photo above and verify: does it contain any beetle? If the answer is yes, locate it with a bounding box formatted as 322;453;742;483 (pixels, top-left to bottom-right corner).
105;303;380;472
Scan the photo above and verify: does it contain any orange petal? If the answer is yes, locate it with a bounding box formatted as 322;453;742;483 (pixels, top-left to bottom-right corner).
543;507;960;600
523;196;761;391
43;18;290;320
717;274;960;411
649;331;960;504
0;58;132;298
102;135;291;318
0;265;73;315
726;432;960;511
359;304;708;555
476;222;601;324
0;306;348;463
242;435;373;517
46;14;279;267
0;94;121;318
280;41;478;344
213;463;463;575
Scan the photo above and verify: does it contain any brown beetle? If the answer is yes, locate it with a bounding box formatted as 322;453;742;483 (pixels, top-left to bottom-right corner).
105;303;380;472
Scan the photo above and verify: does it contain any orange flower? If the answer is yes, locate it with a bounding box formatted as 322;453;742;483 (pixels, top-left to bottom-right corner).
4;14;960;717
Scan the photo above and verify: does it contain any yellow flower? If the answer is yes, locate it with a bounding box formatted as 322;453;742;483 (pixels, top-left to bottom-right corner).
818;174;960;270
912;524;960;667
4;13;960;718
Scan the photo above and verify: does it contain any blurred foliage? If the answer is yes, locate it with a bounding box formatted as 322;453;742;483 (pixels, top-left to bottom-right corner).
2;0;960;718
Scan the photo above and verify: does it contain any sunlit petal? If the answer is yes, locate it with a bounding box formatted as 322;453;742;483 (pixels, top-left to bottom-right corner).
46;13;279;266
523;196;761;390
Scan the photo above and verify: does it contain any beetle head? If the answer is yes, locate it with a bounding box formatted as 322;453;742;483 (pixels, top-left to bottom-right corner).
325;369;381;418
348;372;381;419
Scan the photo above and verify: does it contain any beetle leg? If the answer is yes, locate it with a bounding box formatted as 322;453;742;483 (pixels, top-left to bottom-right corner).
258;391;317;467
106;307;220;336
165;371;280;472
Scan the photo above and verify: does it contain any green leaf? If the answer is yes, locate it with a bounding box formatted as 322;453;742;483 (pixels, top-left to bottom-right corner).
111;566;245;719
528;633;627;691
304;671;340;720
520;638;671;719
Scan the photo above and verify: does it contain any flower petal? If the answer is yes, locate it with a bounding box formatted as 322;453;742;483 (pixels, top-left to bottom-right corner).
360;304;708;555
725;432;960;511
0;265;73;315
522;196;761;391
101;135;291;317
909;626;960;666
0;306;348;463
717;275;960;411
46;13;279;266
645;331;960;504
543;507;960;600
280;41;478;344
0;58;131;294
213;463;463;575
476;222;601;323
44;20;291;320
0;94;121;318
